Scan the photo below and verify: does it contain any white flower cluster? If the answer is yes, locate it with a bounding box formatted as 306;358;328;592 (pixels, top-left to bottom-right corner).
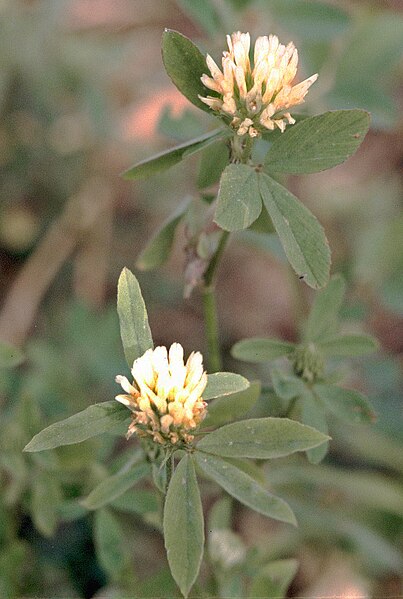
115;343;208;446
199;32;318;136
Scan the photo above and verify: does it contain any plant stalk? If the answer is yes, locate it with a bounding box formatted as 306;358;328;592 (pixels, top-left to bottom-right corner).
202;285;222;373
201;131;253;372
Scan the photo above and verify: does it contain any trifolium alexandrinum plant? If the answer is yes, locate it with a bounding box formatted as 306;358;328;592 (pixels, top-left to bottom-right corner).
24;29;377;598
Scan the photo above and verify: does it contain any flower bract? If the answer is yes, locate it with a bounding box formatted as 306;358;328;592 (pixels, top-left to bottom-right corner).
199;31;318;136
115;343;208;446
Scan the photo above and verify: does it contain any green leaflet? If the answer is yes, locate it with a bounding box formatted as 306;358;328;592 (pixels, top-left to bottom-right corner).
223;457;267;486
204;372;249;401
247;203;275;234
81;462;150;510
202;381;261;428
214;164;262;231
164;455;204;598
23;401;128;452
117;267;153;367
161;29;215;113
122;129;225;180
197;417;329;459
58;500;88;522
264;110;370;174
301;390;329;464
314;383;376;424
232;337;295;363
318;333;379;356
195;453;296;525
259;173;330;289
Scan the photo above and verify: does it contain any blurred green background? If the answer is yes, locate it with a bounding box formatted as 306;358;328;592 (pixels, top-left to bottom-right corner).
0;0;402;597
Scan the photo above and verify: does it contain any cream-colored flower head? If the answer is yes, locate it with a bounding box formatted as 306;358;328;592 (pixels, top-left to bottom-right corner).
115;343;208;446
199;31;318;136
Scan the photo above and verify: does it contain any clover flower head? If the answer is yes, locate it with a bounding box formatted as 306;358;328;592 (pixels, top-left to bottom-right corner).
115;343;208;446
199;31;318;137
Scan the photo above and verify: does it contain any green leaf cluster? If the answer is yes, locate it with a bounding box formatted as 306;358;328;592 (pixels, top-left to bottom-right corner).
24;268;251;455
232;275;378;462
37;268;326;598
122;108;370;290
16;26;381;599
213;111;369;288
21;269;267;596
121;29;370;294
164;414;328;596
3;11;399;599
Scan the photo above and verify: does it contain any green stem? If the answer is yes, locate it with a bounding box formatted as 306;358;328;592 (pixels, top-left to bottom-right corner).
201;131;254;371
202;231;230;372
202;285;222;373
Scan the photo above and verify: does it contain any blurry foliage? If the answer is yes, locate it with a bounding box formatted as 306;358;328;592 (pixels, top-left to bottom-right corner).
0;0;402;597
232;274;378;465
